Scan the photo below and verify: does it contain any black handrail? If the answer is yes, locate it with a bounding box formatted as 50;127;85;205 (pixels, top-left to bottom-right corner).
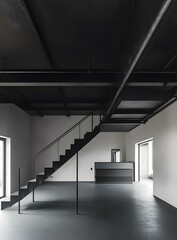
17;105;104;214
19;105;104;170
32;110;94;159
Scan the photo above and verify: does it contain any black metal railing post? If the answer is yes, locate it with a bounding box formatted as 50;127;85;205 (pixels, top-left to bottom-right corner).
91;113;93;131
99;108;102;123
15;107;101;213
18;168;21;214
32;189;35;202
79;123;81;139
58;141;60;161
76;152;79;215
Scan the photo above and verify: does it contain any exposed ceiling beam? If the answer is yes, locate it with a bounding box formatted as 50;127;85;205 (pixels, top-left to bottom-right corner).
114;109;152;114
163;53;177;70
57;87;70;117
0;71;177;86
105;119;142;124
0;82;177;87
103;0;173;121
0;82;115;87
27;109;103;116
19;0;54;68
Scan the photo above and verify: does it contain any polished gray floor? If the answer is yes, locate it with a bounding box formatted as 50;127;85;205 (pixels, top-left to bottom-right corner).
0;182;177;240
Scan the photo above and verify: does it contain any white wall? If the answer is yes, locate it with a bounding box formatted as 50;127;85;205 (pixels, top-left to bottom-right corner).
31;116;126;181
126;101;177;208
140;144;149;180
4;100;177;208
0;104;31;193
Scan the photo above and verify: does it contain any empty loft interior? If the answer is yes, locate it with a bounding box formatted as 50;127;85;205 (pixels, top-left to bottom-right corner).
1;0;177;240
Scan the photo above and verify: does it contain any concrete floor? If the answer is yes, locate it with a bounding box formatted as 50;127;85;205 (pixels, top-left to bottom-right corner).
0;182;177;240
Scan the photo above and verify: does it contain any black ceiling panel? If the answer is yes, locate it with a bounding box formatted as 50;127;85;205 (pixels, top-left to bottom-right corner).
23;0;131;70
0;0;51;69
0;0;177;132
120;0;165;70
135;0;177;71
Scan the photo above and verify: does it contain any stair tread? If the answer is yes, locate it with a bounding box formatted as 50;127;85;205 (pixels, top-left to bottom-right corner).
1;123;100;210
11;192;18;197
20;185;28;190
0;196;11;202
11;184;29;197
28;179;37;182
37;172;45;175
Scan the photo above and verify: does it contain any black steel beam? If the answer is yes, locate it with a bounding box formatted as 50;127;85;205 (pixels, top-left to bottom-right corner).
163;53;177;70
105;119;143;124
103;0;173;120
0;71;177;86
19;0;54;69
0;71;122;86
58;87;70;117
114;109;152;115
129;72;177;85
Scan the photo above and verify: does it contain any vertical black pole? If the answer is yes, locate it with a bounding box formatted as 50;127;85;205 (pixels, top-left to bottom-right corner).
79;123;81;139
18;168;21;214
91;113;93;131
99;108;101;123
32;189;35;202
58;141;60;161
34;159;36;179
76;153;79;215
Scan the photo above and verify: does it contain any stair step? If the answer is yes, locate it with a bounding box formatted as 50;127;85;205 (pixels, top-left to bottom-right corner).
20;185;28;190
44;167;55;176
53;161;62;169
60;155;67;162
84;132;92;138
1;123;100;211
28;179;37;182
37;173;47;184
28;179;37;191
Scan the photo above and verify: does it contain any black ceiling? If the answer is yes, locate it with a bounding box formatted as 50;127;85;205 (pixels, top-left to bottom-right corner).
0;0;177;132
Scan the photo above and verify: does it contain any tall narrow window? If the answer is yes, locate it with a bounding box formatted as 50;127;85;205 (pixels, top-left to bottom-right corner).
0;138;5;198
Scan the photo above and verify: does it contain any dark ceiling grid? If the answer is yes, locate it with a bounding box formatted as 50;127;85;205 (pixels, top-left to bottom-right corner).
103;0;173;127
0;1;177;132
1;71;177;86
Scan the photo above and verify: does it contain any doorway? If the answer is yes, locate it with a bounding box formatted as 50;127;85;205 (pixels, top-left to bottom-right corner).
135;139;153;189
0;138;6;199
111;149;121;162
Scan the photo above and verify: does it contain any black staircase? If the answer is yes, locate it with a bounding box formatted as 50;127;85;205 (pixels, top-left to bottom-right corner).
1;109;102;211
